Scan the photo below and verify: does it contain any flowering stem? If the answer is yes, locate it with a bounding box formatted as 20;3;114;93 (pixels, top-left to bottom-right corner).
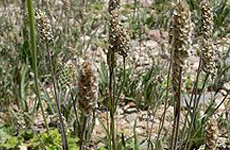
26;0;49;133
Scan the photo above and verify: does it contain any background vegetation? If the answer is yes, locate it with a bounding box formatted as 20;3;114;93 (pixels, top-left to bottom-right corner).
0;0;230;150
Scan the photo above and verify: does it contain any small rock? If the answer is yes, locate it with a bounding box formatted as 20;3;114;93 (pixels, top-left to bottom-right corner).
146;40;158;50
19;144;28;150
149;30;161;41
80;35;90;41
125;113;138;125
139;136;156;150
223;82;230;91
148;30;168;42
131;40;139;48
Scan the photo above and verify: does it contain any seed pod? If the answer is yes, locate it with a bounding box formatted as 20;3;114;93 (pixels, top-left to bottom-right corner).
78;61;98;116
200;0;213;40
116;27;130;58
170;2;191;94
34;9;53;42
108;0;120;13
108;10;119;69
200;0;216;76
108;0;129;71
205;117;218;150
201;39;216;76
58;62;75;91
109;10;130;58
109;10;119;52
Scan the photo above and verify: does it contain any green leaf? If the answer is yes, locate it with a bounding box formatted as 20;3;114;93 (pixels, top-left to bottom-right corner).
0;127;12;144
1;137;21;149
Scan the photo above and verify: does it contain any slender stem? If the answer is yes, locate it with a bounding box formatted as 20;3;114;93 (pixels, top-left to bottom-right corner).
179;53;203;150
212;92;229;115
114;57;126;146
115;57;126;111
108;52;116;150
157;54;172;140
189;74;209;134
147;108;150;150
195;74;209;109
45;43;69;150
33;129;47;150
171;66;182;150
70;88;80;136
24;114;47;150
80;116;87;150
26;0;49;133
184;75;209;150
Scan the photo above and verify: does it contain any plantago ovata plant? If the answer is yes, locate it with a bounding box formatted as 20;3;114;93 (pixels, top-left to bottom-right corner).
108;1;120;150
34;8;69;150
26;0;49;133
170;2;191;150
107;0;130;150
78;61;98;150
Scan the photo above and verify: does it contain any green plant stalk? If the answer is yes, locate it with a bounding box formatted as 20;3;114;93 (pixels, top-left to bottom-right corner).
33;130;47;150
133;120;139;150
171;66;182;150
18;64;28;111
70;88;80;136
80;116;87;150
183;56;209;150
114;57;127;148
178;52;203;150
195;74;209;109
147;108;150;150
23;113;47;150
45;43;69;150
26;0;49;133
157;53;172;140
203;93;229;122
180;47;203;150
107;101;111;150
114;57;126;111
108;52;116;150
98;118;111;149
184;76;210;150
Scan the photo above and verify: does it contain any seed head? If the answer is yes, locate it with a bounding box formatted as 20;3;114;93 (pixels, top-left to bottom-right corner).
205;117;218;150
58;62;75;91
200;0;216;77
109;0;120;13
170;2;191;56
201;39;216;76
109;10;130;57
78;61;98;116
170;2;191;93
34;9;53;42
109;10;119;51
116;27;130;58
200;0;213;40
